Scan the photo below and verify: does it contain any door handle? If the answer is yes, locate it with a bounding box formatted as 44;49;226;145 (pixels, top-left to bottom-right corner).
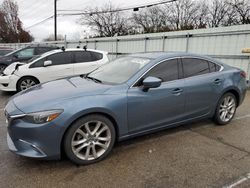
213;79;222;85
172;88;183;95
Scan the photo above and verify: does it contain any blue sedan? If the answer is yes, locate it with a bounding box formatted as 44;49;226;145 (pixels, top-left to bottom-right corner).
5;52;247;165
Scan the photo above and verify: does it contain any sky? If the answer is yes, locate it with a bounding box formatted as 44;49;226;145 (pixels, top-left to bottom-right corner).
0;0;159;41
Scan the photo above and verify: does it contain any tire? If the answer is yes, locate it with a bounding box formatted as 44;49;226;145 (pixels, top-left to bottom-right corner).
17;77;39;92
214;92;237;125
0;64;7;74
64;115;116;165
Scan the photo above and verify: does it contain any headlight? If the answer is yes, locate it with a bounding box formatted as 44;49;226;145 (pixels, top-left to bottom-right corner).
23;109;63;124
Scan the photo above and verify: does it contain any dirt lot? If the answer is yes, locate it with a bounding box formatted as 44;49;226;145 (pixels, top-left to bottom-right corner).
0;91;250;188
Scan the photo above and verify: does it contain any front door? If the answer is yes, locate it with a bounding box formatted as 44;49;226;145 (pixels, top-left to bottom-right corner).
127;58;186;133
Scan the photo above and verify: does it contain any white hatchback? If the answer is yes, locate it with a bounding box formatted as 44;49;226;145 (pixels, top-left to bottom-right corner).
0;48;109;92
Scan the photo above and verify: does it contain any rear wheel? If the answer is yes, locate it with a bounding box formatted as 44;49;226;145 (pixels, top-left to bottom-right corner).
64;115;116;165
0;64;7;74
214;93;237;125
17;77;39;92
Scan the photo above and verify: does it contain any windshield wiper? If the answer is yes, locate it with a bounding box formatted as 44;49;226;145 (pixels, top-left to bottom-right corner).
84;75;102;83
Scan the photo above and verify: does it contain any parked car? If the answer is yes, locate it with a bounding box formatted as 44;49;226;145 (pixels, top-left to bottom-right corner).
5;52;247;165
0;48;109;92
0;47;13;57
0;45;59;74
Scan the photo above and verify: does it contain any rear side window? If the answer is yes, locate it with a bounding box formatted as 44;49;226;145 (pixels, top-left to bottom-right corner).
144;59;179;82
74;51;92;63
91;52;103;61
47;52;73;65
208;61;221;72
182;58;210;78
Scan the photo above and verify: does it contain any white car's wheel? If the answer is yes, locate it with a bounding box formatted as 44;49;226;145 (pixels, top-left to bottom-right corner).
17;77;39;92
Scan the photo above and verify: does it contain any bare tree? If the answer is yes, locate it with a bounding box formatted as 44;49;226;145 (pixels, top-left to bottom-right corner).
132;6;171;33
194;0;209;29
229;0;250;24
208;0;229;27
0;0;33;42
80;3;131;37
166;0;199;30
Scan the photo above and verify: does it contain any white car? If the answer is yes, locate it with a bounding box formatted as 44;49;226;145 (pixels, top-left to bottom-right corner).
0;48;109;92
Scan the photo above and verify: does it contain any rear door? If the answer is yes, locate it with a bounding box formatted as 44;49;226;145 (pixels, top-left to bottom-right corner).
73;51;99;75
181;57;224;118
28;52;74;82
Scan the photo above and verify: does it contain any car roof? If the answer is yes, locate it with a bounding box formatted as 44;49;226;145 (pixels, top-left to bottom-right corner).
128;52;223;65
41;48;107;56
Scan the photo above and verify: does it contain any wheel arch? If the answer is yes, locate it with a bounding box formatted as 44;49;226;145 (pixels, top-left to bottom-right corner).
60;111;120;157
16;75;40;90
221;88;240;107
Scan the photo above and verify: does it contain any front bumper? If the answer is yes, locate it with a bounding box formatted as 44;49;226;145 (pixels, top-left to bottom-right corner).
7;132;47;158
0;74;19;91
7;119;63;160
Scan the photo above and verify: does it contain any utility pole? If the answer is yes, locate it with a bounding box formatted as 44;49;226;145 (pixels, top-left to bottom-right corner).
54;0;57;41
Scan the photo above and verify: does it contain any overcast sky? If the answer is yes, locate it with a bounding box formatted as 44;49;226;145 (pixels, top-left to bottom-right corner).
0;0;158;41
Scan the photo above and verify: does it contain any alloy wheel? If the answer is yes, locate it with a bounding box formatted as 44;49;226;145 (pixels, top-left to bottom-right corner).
20;79;36;91
219;95;236;122
71;120;112;161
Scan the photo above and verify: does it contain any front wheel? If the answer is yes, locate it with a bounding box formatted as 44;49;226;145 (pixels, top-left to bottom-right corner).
214;93;237;125
17;77;39;92
64;115;116;165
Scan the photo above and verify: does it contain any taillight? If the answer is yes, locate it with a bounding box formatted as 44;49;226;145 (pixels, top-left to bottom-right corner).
240;71;246;78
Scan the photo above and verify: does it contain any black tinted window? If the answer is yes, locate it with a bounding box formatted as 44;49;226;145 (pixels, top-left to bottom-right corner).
30;59;44;68
144;59;179;82
74;51;92;63
47;52;72;65
182;58;210;78
36;47;53;55
91;52;103;61
208;61;221;72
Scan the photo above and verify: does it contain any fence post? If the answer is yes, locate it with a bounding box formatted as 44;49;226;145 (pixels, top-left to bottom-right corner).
162;36;166;52
144;37;148;52
116;39;119;58
94;41;97;50
248;56;250;81
64;35;67;48
186;33;190;52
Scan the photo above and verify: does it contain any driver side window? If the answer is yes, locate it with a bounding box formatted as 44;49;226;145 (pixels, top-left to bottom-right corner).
135;59;179;87
144;59;179;83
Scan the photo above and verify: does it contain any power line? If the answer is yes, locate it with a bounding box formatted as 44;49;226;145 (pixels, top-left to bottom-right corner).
26;15;54;29
26;0;178;29
58;0;177;15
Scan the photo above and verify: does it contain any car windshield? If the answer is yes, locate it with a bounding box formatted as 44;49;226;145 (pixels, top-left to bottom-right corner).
5;48;20;56
87;56;151;84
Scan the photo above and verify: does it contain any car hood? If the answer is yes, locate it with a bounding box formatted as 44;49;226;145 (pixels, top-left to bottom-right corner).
3;62;24;75
12;76;112;113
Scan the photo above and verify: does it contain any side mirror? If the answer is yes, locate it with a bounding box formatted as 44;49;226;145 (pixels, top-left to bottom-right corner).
142;76;162;92
44;60;52;67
